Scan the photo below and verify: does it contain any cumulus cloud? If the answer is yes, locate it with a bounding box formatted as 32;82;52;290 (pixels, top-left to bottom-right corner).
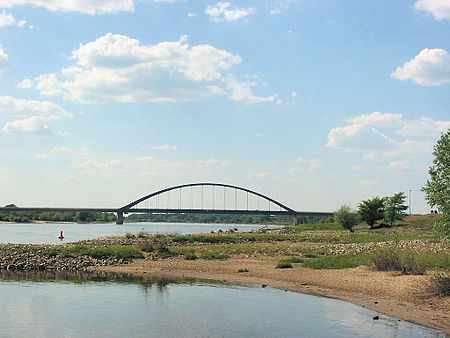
0;10;26;27
195;158;230;168
205;2;255;22
398;117;450;137
391;48;450;86
0;96;71;134
0;45;7;74
414;0;450;20
0;0;135;15
16;79;32;88
31;33;273;104
327;111;447;164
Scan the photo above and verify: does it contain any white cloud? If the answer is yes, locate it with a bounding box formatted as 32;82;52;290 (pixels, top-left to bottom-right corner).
295;157;321;172
152;144;177;151
195;158;230;168
255;132;262;137
327;111;445;164
205;2;255;22
50;147;78;154
0;10;26;27
270;8;281;15
0;45;7;74
349;165;365;171
379;161;427;173
391;48;450;86
247;172;270;180
0;0;135;15
397;117;450;137
3;116;52;134
414;0;450;20
345;111;403;127
0;96;71;134
227;78;275;103
17;79;33;88
31;33;273;104
188;12;196;17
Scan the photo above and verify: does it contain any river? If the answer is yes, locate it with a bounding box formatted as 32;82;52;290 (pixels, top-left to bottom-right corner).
0;222;446;337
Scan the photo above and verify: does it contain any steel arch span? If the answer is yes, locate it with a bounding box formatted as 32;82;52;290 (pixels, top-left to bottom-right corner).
118;182;297;214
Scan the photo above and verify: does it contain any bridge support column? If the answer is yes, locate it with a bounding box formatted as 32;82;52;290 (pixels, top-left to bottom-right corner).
116;211;124;225
293;215;299;226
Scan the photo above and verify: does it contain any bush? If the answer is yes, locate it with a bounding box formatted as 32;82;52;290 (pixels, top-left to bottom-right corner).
276;261;293;269
371;248;401;271
238;268;249;272
370;249;426;275
335;205;359;232
140;241;154;252
427;272;450;297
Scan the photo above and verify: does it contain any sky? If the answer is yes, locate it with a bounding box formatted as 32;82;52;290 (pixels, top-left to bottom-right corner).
0;0;449;213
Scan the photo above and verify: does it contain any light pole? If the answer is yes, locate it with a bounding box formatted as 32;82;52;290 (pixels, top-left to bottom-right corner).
409;189;412;215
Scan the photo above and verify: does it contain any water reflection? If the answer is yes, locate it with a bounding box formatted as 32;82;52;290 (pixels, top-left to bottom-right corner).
0;271;445;338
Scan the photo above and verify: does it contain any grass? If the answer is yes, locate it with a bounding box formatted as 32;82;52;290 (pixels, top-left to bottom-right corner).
184;253;198;260
200;252;229;260
42;244;144;260
370;248;448;274
302;253;369;269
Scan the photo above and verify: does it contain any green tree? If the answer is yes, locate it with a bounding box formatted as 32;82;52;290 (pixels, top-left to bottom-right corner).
422;130;450;236
357;197;385;228
384;192;408;226
335;205;359;232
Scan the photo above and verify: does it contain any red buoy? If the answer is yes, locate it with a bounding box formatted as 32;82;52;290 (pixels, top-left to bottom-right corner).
58;230;64;240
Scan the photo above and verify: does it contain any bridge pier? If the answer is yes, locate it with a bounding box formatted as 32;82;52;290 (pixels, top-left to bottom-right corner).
116;211;124;225
293;215;299;226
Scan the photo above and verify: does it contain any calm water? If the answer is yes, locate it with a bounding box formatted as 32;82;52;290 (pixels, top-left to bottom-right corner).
0;222;271;244
0;271;444;338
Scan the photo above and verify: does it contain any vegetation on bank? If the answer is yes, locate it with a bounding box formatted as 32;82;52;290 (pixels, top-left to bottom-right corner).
0;204;116;223
124;212;331;225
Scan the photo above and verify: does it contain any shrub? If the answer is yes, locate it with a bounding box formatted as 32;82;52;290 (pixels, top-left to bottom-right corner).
335;205;359;232
371;249;426;275
238;268;249;272
276;261;293;269
427;272;450;297
303;253;317;258
140;241;154;252
371;248;401;271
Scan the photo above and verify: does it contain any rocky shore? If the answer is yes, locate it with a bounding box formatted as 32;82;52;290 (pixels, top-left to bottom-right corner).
0;244;128;271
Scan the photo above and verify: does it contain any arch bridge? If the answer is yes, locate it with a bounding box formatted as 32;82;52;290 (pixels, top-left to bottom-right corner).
1;182;334;225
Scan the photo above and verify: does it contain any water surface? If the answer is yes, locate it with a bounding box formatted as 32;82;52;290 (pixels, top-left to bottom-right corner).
0;222;270;244
0;271;444;338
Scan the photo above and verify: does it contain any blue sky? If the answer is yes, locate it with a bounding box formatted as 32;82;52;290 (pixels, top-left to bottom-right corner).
0;0;449;213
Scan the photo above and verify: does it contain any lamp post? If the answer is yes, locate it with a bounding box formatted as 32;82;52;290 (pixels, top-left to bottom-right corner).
409;189;412;215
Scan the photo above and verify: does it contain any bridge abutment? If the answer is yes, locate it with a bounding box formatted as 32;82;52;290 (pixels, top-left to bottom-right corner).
116;211;124;225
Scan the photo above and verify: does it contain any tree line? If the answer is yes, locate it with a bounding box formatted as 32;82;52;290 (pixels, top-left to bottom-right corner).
0;204;116;223
125;213;331;225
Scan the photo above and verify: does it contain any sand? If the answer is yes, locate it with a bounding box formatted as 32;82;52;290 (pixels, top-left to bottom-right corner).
96;255;449;334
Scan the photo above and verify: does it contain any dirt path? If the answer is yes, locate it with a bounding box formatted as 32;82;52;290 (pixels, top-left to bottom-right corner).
96;255;449;334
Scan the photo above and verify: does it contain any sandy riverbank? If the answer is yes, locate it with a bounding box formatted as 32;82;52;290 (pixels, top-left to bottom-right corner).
96;255;449;334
